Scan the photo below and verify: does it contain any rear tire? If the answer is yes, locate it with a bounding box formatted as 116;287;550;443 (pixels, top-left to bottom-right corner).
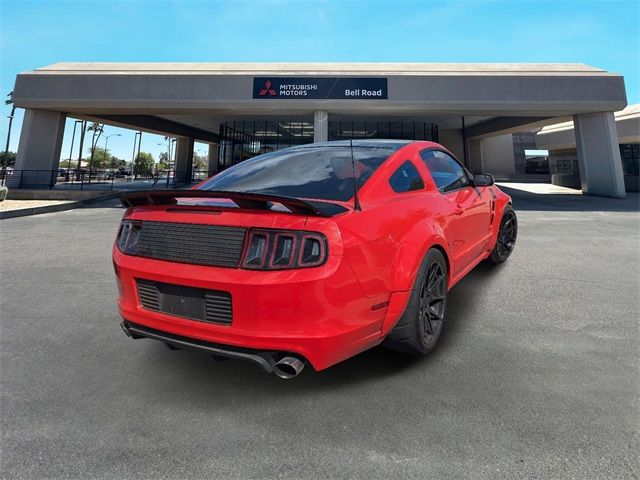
383;248;448;355
488;205;517;264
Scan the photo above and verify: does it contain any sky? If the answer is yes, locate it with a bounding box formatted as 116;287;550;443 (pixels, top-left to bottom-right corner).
0;0;638;163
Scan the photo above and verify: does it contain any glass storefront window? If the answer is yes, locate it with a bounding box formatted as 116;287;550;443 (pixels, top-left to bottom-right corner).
620;143;640;176
217;120;440;170
218;121;314;169
327;121;438;142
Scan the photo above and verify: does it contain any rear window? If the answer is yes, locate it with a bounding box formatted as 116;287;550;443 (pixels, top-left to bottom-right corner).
199;146;396;201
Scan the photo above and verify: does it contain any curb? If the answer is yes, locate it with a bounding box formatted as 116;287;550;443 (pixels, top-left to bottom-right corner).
0;192;121;220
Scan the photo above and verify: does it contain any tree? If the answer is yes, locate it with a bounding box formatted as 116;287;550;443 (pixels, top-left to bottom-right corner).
86;147;110;169
134;152;154;175
193;152;208;171
156;151;170;175
156;161;168;174
87;122;104;177
109;156;126;169
2;151;16;167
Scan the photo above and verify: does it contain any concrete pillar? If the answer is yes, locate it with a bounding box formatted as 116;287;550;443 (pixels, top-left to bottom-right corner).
9;109;66;188
314;111;328;143
207;143;219;177
574;112;626;198
174;137;194;185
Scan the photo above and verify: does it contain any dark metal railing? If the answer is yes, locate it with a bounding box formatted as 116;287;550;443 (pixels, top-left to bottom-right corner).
0;168;211;190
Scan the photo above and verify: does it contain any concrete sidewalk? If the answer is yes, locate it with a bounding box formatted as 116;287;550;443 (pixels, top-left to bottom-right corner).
0;191;120;219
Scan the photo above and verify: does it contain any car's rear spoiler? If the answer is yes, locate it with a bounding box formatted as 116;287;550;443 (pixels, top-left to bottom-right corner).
119;189;349;217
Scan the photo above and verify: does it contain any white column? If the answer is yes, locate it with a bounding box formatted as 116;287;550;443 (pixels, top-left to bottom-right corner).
313;110;328;143
207;143;219;176
574;112;626;198
174;137;194;185
9;109;66;188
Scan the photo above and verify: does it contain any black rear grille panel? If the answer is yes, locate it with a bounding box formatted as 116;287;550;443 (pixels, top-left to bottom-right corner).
137;281;161;311
136;279;232;325
135;221;246;268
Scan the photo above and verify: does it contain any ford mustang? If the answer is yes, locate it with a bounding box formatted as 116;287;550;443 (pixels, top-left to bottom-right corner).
115;140;517;378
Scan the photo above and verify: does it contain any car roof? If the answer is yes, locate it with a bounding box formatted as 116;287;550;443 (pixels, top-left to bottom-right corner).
293;139;413;150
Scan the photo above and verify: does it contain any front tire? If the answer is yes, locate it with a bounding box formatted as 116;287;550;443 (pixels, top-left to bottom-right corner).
488;205;517;264
383;248;448;355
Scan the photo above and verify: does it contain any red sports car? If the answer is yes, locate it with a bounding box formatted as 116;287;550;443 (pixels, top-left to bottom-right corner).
115;140;517;378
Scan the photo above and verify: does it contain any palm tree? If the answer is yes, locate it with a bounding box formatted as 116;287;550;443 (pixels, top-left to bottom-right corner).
87;122;103;181
2;91;15;175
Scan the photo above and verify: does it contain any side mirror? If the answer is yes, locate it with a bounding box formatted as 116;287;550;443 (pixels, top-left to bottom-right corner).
472;173;494;187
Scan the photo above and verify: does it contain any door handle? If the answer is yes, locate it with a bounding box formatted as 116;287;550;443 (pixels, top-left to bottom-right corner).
454;207;464;216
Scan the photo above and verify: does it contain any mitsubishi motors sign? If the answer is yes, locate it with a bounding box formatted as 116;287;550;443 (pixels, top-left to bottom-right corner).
253;77;388;99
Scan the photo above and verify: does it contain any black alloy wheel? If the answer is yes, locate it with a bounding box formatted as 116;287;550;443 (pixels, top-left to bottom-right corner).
418;261;446;346
489;206;518;264
383;248;448;355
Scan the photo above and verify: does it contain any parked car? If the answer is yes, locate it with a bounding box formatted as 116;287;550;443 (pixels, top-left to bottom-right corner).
115;140;517;378
116;167;132;178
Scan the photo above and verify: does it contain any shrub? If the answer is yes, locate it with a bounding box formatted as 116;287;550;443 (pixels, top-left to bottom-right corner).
0;186;8;202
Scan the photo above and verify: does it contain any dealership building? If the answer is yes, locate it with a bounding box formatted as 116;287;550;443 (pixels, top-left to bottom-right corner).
9;62;632;197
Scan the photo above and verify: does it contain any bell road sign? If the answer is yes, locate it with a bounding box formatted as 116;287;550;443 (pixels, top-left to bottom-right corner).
253;77;388;99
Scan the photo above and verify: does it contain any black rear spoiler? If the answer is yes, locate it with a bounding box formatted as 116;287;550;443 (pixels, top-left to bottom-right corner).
119;190;349;217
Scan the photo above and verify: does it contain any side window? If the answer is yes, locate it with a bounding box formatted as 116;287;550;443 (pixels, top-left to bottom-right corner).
389;160;425;193
420;150;470;192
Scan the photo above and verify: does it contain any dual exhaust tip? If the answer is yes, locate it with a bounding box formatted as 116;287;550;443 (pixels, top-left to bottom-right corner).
272;356;305;379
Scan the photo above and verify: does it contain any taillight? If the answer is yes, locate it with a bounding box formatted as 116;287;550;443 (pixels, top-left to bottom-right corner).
298;234;326;267
241;229;327;270
243;231;269;268
116;219;142;254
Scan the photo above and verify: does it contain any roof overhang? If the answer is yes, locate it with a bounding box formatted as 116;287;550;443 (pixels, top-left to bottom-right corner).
11;62;628;141
537;104;640;149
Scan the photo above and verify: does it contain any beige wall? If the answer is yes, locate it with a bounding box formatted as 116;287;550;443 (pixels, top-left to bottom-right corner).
438;129;464;161
480;134;515;176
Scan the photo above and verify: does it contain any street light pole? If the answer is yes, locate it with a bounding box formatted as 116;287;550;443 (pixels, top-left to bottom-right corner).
76;121;87;181
66;120;83;181
133;131;142;180
103;133;121;167
158;140;172;188
131;131;140;175
2;105;15;174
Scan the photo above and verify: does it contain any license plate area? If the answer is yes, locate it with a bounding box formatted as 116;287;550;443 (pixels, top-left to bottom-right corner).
136;279;232;325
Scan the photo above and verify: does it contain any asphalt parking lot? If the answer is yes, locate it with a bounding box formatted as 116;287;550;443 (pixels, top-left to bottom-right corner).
1;188;639;479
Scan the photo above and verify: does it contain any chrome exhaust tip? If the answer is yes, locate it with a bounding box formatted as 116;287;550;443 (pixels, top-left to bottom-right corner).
273;356;305;379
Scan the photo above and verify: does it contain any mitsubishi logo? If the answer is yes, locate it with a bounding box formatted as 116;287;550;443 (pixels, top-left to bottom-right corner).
259;80;277;96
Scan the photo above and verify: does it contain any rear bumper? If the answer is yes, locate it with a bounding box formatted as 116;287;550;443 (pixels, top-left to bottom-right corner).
114;248;390;370
121;320;283;373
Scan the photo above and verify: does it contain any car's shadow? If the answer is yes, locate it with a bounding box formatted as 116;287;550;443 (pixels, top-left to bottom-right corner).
135;260;504;394
499;186;640;212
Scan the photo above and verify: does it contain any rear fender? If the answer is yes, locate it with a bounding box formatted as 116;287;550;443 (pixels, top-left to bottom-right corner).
380;235;451;337
390;235;452;293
